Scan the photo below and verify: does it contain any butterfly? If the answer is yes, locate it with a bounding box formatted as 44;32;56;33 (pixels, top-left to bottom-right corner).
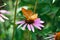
22;8;38;20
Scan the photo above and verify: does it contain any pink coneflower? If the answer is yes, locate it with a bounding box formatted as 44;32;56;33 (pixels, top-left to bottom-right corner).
0;10;10;22
55;32;60;40
16;18;44;32
16;8;44;32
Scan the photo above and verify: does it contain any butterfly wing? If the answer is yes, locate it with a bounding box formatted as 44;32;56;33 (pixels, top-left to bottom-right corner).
22;8;33;19
29;14;38;20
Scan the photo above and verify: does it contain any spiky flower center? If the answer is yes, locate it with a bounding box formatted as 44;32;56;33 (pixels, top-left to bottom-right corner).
25;19;34;24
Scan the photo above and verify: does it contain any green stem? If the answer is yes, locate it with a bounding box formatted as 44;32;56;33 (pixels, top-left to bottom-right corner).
28;31;31;40
12;0;18;40
34;0;38;13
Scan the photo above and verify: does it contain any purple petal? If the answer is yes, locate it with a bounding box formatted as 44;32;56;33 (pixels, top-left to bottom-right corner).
22;24;27;30
34;20;40;24
16;21;25;24
34;23;44;27
40;21;44;23
34;18;40;22
27;24;31;31
17;24;23;29
0;10;10;14
39;24;44;27
34;18;44;23
33;23;41;30
30;24;34;32
0;14;9;20
0;17;5;22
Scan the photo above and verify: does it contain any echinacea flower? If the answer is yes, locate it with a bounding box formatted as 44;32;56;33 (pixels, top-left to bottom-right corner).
55;32;60;40
45;32;60;40
44;33;55;40
0;10;10;22
16;8;44;32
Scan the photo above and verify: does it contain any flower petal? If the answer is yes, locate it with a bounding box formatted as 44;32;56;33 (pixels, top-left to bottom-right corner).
16;21;25;24
34;18;40;22
27;24;31;31
1;14;9;20
0;17;5;22
30;24;34;32
34;23;44;27
0;10;10;14
40;21;44;23
33;23;41;30
34;18;44;23
22;24;27;30
39;24;44;27
17;24;23;29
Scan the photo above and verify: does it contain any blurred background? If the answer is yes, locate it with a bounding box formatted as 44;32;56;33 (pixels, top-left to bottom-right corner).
0;0;60;40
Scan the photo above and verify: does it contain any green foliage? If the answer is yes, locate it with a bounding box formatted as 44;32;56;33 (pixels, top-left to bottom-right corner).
0;0;60;40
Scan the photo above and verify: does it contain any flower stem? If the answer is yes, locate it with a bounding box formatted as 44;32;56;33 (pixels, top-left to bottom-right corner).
28;30;31;40
34;0;38;13
12;0;18;40
28;31;31;40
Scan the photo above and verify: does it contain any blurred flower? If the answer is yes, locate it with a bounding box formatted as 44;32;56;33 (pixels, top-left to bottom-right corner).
0;3;7;8
44;33;55;40
0;10;10;14
52;0;55;3
0;10;10;22
55;32;60;40
45;32;60;40
16;8;44;32
16;18;44;32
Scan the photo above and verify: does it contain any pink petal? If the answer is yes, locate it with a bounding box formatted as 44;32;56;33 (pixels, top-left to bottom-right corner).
34;23;44;27
22;24;27;30
27;24;31;31
1;14;9;20
0;10;10;14
40;21;44;23
34;21;40;24
16;21;25;24
30;24;34;32
34;18;44;23
39;24;44;27
33;23;41;30
0;17;5;22
34;18;40;22
17;24;23;29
